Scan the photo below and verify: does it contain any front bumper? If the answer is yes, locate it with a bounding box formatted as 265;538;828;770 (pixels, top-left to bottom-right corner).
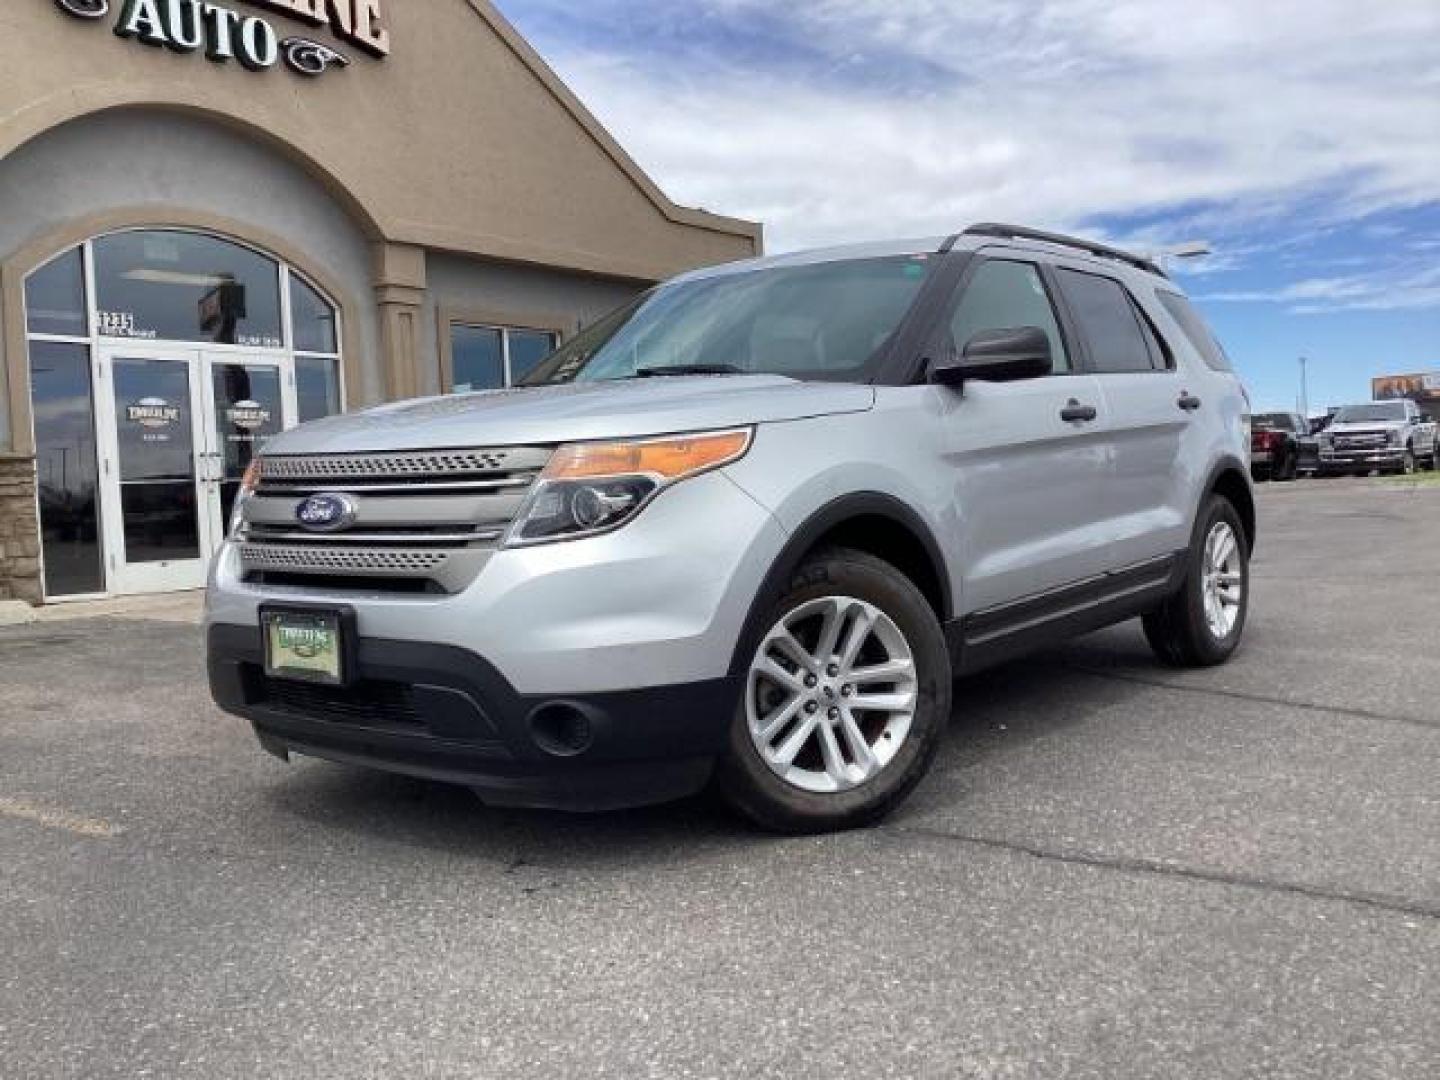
205;470;784;809
209;624;740;810
1319;448;1405;469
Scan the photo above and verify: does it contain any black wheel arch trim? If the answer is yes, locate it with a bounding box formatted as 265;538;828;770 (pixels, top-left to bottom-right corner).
1202;454;1257;553
726;492;953;677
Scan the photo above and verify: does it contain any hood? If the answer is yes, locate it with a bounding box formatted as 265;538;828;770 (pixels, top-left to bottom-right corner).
264;375;875;453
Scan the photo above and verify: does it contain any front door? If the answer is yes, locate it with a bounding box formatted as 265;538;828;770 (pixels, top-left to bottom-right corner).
96;346;293;594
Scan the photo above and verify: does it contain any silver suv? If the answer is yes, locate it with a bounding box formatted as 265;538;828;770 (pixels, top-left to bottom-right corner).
207;223;1256;833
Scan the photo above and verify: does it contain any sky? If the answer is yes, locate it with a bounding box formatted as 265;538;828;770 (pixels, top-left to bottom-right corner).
494;0;1439;413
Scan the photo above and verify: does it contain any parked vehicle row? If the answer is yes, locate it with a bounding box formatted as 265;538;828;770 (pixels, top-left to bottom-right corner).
1317;400;1439;477
1251;400;1439;481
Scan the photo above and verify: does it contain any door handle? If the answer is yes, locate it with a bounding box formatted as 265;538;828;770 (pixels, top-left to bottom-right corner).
1178;392;1202;412
1060;400;1098;423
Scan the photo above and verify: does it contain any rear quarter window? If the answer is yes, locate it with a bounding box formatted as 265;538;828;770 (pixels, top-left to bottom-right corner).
1157;290;1233;373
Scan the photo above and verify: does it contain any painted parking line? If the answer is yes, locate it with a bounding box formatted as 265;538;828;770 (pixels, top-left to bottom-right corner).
0;797;122;838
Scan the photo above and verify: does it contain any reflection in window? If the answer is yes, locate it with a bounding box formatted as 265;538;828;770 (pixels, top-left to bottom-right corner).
290;274;338;354
296;356;343;423
26;249;88;337
449;324;558;392
212;363;284;526
30;342;104;596
451;325;504;391
950;261;1070;374
509;330;557;384
93;230;283;347
110;357;200;564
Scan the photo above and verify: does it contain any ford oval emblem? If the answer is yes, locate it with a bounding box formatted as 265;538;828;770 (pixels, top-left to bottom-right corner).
295;493;357;533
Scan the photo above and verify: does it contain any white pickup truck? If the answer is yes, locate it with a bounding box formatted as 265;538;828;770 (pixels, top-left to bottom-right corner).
1318;399;1439;476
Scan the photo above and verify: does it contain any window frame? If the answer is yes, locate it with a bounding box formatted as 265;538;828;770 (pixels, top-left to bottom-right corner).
440;307;567;394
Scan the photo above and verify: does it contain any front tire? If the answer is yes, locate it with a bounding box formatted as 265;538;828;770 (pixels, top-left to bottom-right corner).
1143;494;1250;667
716;547;951;833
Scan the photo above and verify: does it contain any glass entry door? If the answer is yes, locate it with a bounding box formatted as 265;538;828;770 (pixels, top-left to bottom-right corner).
206;354;292;534
96;346;294;594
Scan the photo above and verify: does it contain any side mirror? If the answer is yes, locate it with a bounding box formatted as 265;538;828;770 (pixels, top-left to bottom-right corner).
929;326;1053;386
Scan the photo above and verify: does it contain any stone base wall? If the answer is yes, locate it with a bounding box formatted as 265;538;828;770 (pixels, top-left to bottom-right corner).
0;454;43;605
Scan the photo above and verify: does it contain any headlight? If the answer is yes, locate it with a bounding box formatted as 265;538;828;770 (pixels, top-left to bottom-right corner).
228;457;262;538
505;428;752;547
1388;429;1402;446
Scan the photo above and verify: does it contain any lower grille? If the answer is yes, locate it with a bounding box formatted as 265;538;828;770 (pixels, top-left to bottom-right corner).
255;676;422;730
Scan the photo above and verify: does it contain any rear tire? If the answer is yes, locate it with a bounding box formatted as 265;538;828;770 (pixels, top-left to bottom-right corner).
716;547;951;834
1143;494;1250;668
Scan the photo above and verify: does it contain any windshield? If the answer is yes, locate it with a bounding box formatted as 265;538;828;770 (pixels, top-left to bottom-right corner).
1335;403;1407;423
1253;413;1295;431
519;256;935;386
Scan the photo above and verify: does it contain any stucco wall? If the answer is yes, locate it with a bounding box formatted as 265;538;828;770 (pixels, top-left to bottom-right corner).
0;1;760;282
0;108;382;447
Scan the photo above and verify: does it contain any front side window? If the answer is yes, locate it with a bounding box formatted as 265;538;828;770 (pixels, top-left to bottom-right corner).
519;256;934;386
948;260;1071;373
1056;269;1158;374
92;230;283;348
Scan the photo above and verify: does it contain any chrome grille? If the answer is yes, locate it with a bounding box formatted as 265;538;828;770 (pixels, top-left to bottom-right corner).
240;545;452;574
259;449;540;480
239;446;551;592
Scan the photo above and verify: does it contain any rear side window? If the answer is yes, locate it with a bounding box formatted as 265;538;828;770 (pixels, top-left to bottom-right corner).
1156;290;1234;373
1054;269;1159;373
949;260;1071;373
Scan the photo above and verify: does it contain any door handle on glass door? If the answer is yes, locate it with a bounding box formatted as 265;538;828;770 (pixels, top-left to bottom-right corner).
1060;400;1098;423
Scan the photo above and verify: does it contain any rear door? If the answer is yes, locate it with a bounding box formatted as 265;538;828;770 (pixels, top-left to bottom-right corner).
935;254;1113;613
1053;267;1197;570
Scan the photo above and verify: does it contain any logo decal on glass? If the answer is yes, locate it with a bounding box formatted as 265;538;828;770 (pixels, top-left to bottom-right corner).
296;493;357;533
227;400;272;431
127;397;181;429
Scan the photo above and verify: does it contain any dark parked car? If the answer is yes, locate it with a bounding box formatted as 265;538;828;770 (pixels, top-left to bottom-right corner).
1251;412;1306;481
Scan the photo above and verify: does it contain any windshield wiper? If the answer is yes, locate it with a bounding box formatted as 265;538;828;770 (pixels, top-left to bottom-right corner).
633;364;745;378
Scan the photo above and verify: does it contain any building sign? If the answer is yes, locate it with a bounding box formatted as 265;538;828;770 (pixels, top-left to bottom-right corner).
1373;372;1440;404
50;0;387;77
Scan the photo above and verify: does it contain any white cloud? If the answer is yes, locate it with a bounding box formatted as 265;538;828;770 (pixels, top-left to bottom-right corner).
1198;264;1440;313
520;0;1440;255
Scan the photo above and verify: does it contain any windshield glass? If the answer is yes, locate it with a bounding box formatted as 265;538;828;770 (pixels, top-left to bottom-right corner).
1253;413;1294;431
519;256;935;386
1335;403;1406;423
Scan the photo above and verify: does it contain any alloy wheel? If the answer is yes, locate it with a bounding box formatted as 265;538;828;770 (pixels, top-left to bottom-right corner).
746;596;918;794
1201;521;1244;640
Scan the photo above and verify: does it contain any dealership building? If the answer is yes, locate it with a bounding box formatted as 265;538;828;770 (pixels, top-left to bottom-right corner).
0;0;760;605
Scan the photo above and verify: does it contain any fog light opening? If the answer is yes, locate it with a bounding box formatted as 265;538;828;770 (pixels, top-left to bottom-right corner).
528;703;595;758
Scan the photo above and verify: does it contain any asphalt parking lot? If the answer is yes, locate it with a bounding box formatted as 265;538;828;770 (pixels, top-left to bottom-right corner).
2;478;1437;1079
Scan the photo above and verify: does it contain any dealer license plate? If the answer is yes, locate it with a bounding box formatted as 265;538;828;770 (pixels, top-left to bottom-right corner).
263;610;344;685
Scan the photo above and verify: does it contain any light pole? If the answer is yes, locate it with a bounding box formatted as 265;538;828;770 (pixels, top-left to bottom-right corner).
1299;356;1309;420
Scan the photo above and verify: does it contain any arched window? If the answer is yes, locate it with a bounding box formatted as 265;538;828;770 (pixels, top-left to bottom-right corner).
22;229;345;598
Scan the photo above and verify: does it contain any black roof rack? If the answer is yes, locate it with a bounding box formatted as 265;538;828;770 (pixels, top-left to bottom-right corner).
949;222;1167;278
